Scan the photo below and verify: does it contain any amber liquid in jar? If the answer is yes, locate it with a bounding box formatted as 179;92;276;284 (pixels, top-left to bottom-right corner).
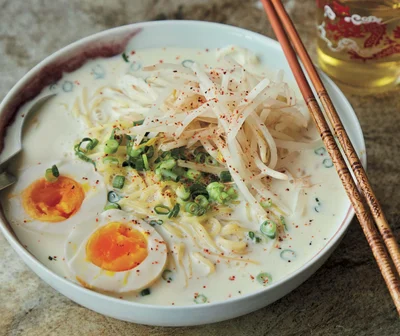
317;0;400;94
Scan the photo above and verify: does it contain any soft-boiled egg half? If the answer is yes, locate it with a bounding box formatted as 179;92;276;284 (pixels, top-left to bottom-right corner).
3;160;107;234
65;209;168;293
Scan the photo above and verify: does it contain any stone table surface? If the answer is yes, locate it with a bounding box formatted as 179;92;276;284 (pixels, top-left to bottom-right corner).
0;0;399;335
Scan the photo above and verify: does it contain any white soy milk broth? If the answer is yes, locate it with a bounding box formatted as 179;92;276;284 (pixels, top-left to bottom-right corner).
1;47;349;305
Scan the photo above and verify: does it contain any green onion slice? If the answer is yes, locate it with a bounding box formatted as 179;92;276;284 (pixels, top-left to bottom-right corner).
260;220;277;239
107;191;120;203
256;272;272;286
280;216;288;231
51;165;59;177
184;202;205;216
159;158;176;170
104;139;119;154
112;175;125;189
133;119;144;126
189;183;208;199
314;147;326;156
168;204;180;218
160;169;179;182
219;171;232;183
195;152;207;164
102;157;119;165
261;199;273;208
142;154;149;170
154;204;171;215
194;195;209;208
323;158;333;168
176;185;190;201
205;156;217;166
149;220;163;226
280;249;297;261
248;231;255;240
162;269;173;281
186;169;201;181
74;138;98;168
104;203;121;210
194;294;207;304
45;165;59;182
140;288;151;296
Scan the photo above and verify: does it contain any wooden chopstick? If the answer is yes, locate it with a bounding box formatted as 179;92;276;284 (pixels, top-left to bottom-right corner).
270;0;400;279
261;0;400;314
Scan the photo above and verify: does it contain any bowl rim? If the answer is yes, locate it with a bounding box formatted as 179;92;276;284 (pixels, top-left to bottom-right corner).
0;19;366;311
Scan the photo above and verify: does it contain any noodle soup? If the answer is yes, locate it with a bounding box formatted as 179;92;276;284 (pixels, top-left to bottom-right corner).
1;46;348;306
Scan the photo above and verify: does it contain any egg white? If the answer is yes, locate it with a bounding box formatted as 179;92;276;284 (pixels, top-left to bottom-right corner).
65;209;168;293
2;159;107;234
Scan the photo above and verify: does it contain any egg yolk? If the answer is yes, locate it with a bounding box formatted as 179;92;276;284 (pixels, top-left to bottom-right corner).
22;176;85;222
86;222;148;272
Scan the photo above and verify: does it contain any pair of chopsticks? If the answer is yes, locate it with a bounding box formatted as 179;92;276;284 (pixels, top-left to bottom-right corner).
261;0;400;314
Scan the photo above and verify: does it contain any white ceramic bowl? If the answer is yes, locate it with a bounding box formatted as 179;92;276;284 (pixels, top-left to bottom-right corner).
0;20;366;326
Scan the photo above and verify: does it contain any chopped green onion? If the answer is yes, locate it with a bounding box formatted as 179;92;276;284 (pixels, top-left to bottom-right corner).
76;138;98;152
205;156;217;166
194;294;207;304
248;231;255;240
256;272;272;286
219;171;232;183
102;157;119;165
207;182;234;204
195;152;207;164
149;220;163;226
260;220;277;239
314;147;326;156
104;203;121;210
170;147;185;159
186;169;201;180
182;59;195;68
189;183;208;199
261;199;273;208
86;139;99;151
226;187;238;199
280;216;288;231
171;166;185;177
133;119;144;126
122;52;129;62
255;237;262;243
144;146;154;158
185;202;205;216
280;249;297;261
154;204;171;215
51;165;59;177
140;288;151;296
135;157;145;171
176;185;190;201
161;151;171;159
160;158;176;170
107;191;120;203
168;204;180;218
122;161;129;167
142;154;149;170
112;175;125;189
162;269;173;281
74;138;97;168
160;169;179;182
323;158;333;168
129;148;143;158
45;165;59;182
104;139;119;154
194;195;209;208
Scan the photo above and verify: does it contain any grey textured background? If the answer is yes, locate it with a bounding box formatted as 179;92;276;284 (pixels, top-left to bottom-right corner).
0;0;399;335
